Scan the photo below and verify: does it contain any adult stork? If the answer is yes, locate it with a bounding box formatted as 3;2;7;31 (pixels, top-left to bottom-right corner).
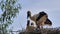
27;11;52;29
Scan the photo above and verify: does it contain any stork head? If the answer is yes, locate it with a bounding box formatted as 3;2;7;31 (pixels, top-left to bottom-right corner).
27;11;31;19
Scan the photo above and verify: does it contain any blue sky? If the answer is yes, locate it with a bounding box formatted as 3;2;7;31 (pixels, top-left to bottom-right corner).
0;0;60;31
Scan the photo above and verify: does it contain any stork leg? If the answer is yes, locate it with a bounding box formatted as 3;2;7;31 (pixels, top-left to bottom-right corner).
37;25;40;29
36;21;40;30
41;25;43;29
36;25;40;30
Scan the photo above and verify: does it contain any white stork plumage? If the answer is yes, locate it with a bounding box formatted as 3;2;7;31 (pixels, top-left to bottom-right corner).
26;20;35;31
27;11;52;29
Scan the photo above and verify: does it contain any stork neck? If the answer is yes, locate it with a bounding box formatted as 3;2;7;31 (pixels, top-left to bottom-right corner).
29;14;32;19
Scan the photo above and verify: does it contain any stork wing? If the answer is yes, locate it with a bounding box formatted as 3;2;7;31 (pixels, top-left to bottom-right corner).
44;18;52;25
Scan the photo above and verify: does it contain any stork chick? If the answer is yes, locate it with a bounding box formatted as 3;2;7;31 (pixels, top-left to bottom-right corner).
26;20;35;31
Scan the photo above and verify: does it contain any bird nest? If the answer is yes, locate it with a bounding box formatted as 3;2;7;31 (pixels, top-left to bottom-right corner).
19;27;60;34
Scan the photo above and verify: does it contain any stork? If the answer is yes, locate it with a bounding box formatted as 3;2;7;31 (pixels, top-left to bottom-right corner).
27;11;52;29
